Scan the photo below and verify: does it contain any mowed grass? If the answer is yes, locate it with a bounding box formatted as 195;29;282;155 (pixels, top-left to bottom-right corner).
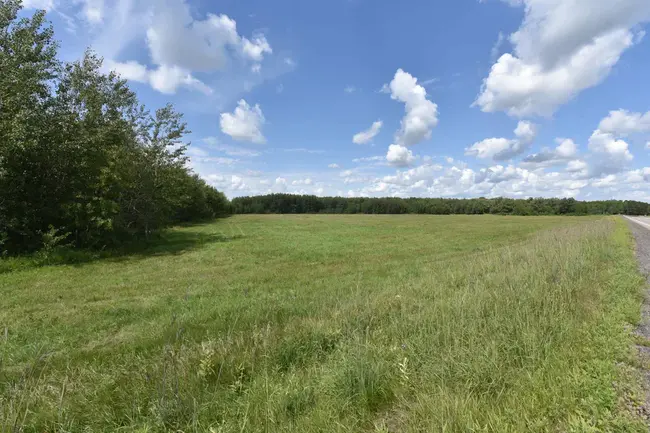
0;215;647;432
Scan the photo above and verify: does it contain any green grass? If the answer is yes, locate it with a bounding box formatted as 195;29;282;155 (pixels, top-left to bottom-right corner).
0;215;647;432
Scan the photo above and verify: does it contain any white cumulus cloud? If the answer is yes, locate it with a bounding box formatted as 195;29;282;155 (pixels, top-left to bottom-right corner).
241;35;272;62
149;64;212;94
475;0;650;116
353;120;383;145
103;0;273;95
388;69;439;146
274;177;288;192
466;120;537;160
522;138;578;167
22;0;55;10
146;3;270;72
514;120;537;144
108;61;212;94
588;130;633;162
108;60;149;82
598;109;650;136
566;159;588;173
80;0;104;23
386;144;415;167
585;109;649;174
382;69;439;166
555;138;578;159
466;138;519;160
220;99;266;144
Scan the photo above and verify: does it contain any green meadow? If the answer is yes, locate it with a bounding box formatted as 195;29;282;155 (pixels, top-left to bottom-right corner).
1;215;647;432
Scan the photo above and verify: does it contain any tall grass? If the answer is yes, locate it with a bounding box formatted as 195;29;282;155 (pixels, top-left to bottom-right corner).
0;216;646;432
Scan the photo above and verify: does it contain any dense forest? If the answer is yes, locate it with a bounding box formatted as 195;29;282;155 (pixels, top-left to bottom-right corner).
232;194;650;216
0;1;229;254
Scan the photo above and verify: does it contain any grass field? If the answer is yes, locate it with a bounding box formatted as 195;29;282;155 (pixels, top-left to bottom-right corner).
1;215;647;432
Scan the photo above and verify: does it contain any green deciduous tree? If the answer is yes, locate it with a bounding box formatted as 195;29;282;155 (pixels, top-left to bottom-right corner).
0;1;229;253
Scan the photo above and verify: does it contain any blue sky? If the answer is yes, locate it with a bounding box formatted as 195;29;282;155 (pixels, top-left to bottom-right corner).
23;0;650;200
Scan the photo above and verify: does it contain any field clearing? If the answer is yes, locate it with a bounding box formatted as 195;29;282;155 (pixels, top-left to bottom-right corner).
0;215;647;432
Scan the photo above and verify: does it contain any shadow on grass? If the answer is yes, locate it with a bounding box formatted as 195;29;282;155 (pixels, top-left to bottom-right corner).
110;229;242;261
0;220;243;274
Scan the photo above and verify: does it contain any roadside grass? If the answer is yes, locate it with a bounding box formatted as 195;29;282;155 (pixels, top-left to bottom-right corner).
0;215;646;432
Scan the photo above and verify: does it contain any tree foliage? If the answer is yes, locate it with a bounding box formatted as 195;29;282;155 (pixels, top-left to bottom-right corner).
0;1;229;253
232;194;650;216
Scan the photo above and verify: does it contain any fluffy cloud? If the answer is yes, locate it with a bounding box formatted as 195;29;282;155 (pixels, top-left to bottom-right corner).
146;4;270;71
388;69;439;146
22;0;55;10
587;167;650;202
328;163;340;169
582;109;650;177
354;160;602;200
554;138;578;159
466;120;537;160
206;174;247;192
382;163;443;186
472;165;557;198
476;0;650;116
108;61;212;94
466;138;519;160
386;144;415;167
566;159;588;173
382;69;439;166
274;177;288;192
241;35;272;62
514;120;537;144
353;120;383;145
102;0;273;94
588;130;633;162
195;154;647;202
598;109;650;136
591;174;618;188
80;0;104;23
522;138;578;167
292;178;313;186
220;100;266;144
149;65;212;94
108;60;149;81
623;167;650;183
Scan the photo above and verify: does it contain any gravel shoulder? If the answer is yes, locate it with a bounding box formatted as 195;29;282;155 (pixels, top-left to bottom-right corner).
626;216;650;425
627;217;650;274
627;215;650;300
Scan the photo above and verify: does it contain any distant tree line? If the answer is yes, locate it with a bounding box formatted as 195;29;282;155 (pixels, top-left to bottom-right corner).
232;194;650;216
0;1;229;254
